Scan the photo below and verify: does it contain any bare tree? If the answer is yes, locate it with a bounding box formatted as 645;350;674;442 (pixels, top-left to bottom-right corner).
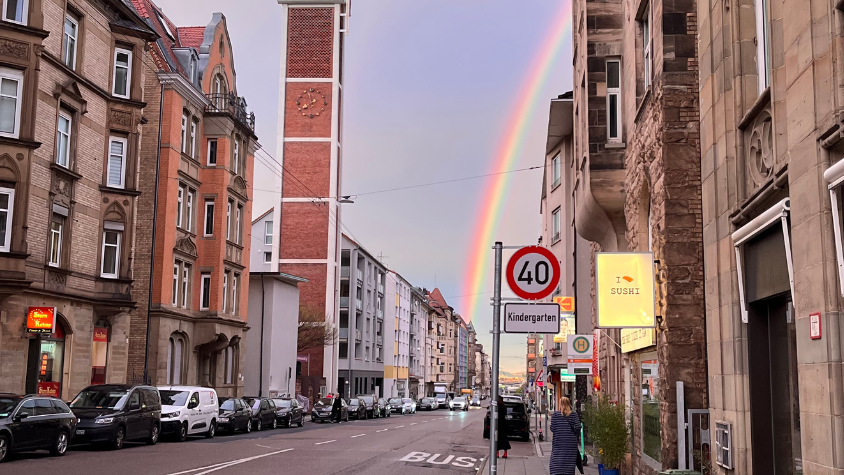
297;305;338;353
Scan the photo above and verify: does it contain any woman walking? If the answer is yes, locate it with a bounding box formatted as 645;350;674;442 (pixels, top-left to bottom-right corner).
550;397;582;475
495;396;511;458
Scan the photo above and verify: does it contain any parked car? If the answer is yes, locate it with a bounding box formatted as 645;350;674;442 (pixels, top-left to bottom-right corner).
449;397;468;411
402;398;416;414
387;398;405;414
417;397;438;411
243;397;277;430
0;394;77;463
483;399;530;441
311;397;348;423
216;398;253;434
272;398;304;428
346;398;367;420
70;384;161;450
376;398;392;417
356;395;378;419
158;386;219;441
470;396;481;407
434;393;449;408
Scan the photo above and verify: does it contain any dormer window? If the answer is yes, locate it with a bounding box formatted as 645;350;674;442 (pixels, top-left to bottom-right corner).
189;57;196;83
155;10;174;40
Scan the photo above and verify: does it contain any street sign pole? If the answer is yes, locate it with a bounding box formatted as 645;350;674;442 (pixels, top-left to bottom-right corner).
490;242;503;475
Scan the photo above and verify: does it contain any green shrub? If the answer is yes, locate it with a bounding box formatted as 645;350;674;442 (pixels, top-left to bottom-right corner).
583;395;629;470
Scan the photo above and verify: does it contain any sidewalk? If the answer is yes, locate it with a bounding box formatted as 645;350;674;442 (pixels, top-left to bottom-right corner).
480;415;600;475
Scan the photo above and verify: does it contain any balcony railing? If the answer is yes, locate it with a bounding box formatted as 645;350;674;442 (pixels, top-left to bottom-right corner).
356;270;363;284
355;329;362;342
376;336;383;347
341;267;350;278
205;93;255;131
340;297;349;308
377;310;384;320
355;299;363;312
339;328;349;339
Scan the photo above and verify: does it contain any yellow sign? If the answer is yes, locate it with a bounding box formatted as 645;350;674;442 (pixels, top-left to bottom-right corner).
621;328;655;353
596;252;656;328
553;316;576;343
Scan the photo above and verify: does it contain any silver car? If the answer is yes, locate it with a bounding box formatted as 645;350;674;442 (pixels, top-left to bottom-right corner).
449;396;468;411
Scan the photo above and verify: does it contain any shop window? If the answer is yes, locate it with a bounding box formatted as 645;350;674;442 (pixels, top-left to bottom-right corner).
91;320;109;385
641;353;661;463
26;319;66;396
166;333;185;385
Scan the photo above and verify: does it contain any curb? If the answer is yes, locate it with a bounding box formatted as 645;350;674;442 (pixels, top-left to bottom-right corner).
477;456;488;474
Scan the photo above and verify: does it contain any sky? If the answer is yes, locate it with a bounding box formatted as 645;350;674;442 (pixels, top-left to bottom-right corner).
161;0;573;376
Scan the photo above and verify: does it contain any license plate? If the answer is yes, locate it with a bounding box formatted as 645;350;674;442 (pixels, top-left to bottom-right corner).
76;429;85;435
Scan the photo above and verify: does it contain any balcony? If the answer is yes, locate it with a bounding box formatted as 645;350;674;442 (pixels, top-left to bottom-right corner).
378;283;384;295
377;310;384;320
356;270;363;286
341;267;350;279
376;336;383;347
340;297;349;308
339;328;349;340
355;299;363;313
410;326;416;337
355;329;362;342
205;93;255;131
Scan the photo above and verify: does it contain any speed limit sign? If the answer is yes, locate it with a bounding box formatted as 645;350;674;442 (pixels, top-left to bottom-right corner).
506;246;560;300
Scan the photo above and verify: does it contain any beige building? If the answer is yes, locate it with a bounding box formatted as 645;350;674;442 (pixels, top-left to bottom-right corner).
0;0;155;398
427;287;458;392
699;0;844;472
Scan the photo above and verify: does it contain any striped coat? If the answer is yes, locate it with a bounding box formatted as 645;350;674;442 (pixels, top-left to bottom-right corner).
549;411;581;475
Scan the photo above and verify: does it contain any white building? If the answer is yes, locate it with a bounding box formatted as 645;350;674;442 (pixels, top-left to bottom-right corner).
251;208;275;273
383;271;411;398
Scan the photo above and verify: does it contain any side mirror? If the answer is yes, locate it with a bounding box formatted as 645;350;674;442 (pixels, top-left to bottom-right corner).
15;412;29;422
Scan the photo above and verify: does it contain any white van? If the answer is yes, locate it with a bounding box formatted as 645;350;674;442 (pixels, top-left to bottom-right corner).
158;386;219;441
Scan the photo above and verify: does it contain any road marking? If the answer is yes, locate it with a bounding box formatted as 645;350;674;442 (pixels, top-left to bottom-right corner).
396;425;405;428
256;444;272;449
166;449;294;475
410;423;417;425
422;420;428;423
351;434;366;438
315;440;337;445
400;452;478;468
377;429;389;432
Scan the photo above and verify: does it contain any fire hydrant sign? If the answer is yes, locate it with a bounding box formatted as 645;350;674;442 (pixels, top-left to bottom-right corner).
503;303;561;334
567;334;593;375
506;246;561;300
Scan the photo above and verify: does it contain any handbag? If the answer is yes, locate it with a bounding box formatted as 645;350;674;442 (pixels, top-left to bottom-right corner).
566;415;584;474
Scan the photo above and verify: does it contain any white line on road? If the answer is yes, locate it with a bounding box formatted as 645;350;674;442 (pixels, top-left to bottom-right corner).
256;444;272;449
395;425;405;428
351;434;366;438
315;439;337;445
410;423;417;425
376;429;389;432
166;448;294;475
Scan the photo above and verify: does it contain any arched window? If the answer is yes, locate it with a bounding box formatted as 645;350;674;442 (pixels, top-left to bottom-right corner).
167;334;185;385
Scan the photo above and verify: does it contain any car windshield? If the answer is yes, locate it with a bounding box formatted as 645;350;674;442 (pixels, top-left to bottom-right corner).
71;389;129;410
422;398;434;403
159;390;191;407
219;399;236;411
453;397;466;403
505;403;526;414
389;398;402;404
402;398;412;404
348;399;360;406
273;399;291;408
314;398;333;407
243;398;260;408
360;396;373;404
0;397;21;418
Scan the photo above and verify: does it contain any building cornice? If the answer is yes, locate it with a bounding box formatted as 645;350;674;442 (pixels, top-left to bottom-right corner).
158;73;210;109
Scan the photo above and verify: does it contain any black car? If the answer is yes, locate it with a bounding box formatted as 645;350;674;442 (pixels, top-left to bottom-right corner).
356;395;378;419
217;398;253;434
311;397;347;423
271;398;304;428
483;400;530;441
417;397;438;411
346;398;367;420
376;398;392;418
70;384;161;450
243;397;277;430
0;394;77;463
387;398;405;414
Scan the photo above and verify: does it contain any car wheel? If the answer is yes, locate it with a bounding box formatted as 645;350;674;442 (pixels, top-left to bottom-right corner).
50;430;69;456
245;419;252;433
206;420;216;438
177;422;188;442
298;417;304;428
272;418;277;430
0;434;8;463
148;424;160;445
255;419;262;431
112;426;125;450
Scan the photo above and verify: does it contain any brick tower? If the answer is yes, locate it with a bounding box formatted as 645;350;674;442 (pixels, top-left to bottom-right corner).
273;0;347;399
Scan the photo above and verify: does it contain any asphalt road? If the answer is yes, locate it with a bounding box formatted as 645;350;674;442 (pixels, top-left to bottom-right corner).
2;406;518;475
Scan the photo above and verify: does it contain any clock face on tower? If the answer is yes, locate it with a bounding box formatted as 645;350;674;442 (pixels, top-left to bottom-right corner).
296;88;328;118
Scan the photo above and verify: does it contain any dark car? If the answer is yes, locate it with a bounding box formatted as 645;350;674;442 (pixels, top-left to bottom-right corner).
356;395;378;419
346;398;367;420
376;398;392;418
0;394;77;463
483;400;530;441
70;384;161;450
387;398;405;414
272;398;304;428
217;398;253;434
417;397;438;411
311;397;347;423
243;397;277;430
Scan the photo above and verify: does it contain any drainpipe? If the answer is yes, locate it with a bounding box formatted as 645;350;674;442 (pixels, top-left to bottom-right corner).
143;83;164;385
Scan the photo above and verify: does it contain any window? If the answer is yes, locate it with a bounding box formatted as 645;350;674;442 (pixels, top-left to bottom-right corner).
107;137;127;188
755;0;771;92
551;154;561;188
607;60;621;142
167;334;184;385
552;207;561;242
185;189;194;232
264;251;272;263
172;263;179;306
181;264;190;308
207;139;217;165
200;273;211;310
100;228;121;278
56;111;71;168
235;204;242;244
641;353;661;462
233;140;240;174
189;57;196;83
0;186;12;252
0;68;23;138
190;119;198;158
641;4;651;89
180;114;187;153
3;0;28;24
226;200;232;240
265;220;273;244
63;13;78;69
204;201;214;236
222;272;229;313
48;214;64;267
176;185;184;228
112;48;131;98
231;274;239;315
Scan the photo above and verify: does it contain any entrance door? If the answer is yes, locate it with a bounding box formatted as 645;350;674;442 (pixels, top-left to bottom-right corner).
748;295;802;475
25;324;65;397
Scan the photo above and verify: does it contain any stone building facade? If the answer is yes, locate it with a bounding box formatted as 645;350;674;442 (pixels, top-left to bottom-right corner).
699;0;844;472
130;0;256;398
571;0;707;472
428;287;458;392
0;0;155;399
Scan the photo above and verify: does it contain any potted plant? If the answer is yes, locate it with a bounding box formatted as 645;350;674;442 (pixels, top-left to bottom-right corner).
584;395;629;475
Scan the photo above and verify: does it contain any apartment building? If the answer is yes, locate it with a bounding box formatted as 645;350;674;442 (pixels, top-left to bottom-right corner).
130;3;256;398
699;0;844;472
526;335;538;384
384;271;411;398
339;234;386;398
0;0;156;399
466;323;476;390
427;288;457;392
456;318;468;391
414;286;438;397
409;288;429;399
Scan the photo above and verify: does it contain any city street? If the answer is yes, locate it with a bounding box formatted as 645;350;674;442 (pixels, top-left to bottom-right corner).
2;409;497;475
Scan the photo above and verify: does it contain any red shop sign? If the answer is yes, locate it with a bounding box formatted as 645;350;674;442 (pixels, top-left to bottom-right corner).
93;328;109;342
37;382;61;397
27;307;56;334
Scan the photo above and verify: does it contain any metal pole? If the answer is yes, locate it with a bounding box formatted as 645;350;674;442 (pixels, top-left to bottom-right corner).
490;242;503;474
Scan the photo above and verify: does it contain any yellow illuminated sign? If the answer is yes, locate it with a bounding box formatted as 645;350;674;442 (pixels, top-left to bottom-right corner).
620;328;655;353
596;252;656;328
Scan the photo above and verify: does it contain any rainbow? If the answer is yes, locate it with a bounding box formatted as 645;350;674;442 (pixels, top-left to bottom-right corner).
461;1;572;323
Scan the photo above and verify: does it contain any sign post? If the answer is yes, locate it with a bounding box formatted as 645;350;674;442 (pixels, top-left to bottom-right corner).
490;242;503;475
